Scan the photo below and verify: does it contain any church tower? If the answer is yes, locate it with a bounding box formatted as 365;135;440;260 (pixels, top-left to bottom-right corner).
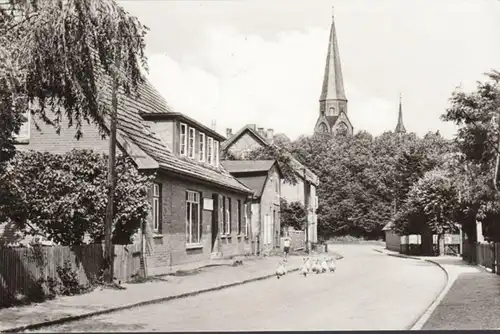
314;8;353;136
394;93;406;134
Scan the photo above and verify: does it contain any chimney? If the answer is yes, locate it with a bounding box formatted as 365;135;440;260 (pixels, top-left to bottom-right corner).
211;120;216;131
266;128;274;142
226;128;233;138
248;124;257;131
257;127;265;137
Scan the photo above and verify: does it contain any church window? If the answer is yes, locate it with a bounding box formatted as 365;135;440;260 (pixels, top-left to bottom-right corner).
336;122;348;136
329;107;335;115
318;123;328;133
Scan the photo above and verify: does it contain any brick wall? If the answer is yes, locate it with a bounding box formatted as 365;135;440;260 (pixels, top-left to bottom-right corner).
14;111;110;154
385;231;401;252
147;173;251;268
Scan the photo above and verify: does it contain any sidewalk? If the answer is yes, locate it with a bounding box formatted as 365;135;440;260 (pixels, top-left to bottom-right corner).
373;246;500;330
0;255;309;333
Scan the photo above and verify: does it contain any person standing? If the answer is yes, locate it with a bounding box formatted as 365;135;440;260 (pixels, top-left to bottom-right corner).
283;235;292;260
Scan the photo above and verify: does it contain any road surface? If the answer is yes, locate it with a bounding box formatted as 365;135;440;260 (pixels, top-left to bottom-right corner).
30;245;447;332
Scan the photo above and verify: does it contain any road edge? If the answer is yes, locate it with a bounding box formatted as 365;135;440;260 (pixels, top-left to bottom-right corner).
409;259;451;331
372;248;451;331
2;267;301;333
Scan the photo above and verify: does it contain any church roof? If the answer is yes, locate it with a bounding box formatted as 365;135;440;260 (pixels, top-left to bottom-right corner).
319;11;347;102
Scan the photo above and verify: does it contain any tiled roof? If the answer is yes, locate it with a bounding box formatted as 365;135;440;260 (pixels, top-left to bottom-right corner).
231;175;268;198
221;160;276;173
100;77;252;194
382;221;395;231
222;125;319;185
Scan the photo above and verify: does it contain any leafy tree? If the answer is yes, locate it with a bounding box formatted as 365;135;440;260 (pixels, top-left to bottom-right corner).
280;198;307;232
0;150;153;246
247;145;298;185
440;70;500;242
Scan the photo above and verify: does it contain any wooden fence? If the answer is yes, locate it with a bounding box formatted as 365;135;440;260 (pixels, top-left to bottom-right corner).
463;242;500;274
0;243;142;305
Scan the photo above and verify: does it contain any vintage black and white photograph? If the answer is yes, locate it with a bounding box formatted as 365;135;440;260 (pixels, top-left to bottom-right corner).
1;0;500;331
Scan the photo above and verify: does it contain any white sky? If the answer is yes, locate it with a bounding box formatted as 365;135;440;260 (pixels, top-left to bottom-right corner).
120;0;500;140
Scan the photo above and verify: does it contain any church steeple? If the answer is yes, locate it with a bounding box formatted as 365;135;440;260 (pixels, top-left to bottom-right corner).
314;8;353;136
395;93;406;134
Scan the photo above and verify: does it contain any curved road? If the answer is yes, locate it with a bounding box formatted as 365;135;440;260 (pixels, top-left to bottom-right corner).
33;245;447;332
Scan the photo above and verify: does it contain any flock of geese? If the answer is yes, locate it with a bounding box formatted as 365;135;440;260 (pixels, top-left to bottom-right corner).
276;256;337;279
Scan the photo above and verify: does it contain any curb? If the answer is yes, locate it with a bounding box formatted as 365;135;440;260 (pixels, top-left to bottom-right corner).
371;249;451;331
409;259;451;331
2;267;301;333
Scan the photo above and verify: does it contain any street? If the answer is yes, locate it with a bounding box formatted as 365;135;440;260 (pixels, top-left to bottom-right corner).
29;245;447;332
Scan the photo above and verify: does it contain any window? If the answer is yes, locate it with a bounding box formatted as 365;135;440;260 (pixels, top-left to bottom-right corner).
275;176;279;193
225;197;231;234
152;183;161;232
214;140;220;167
244;203;249;237
199;133;205;162
180;123;187;156
188;127;195;159
237;200;242;234
186;191;201;245
207;137;213;165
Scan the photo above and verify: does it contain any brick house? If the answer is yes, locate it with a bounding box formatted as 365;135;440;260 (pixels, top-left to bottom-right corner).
221;160;282;254
222;124;320;245
12;79;254;273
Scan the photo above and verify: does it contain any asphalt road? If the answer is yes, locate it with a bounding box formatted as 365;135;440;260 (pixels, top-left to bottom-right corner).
31;245;447;332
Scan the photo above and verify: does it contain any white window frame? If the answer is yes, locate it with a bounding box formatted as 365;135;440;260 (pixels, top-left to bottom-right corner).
188;127;195;159
214;140;220;167
152;184;161;232
186;190;201;246
244;204;249;237
199;133;205;162
180;123;188;156
207;137;213;165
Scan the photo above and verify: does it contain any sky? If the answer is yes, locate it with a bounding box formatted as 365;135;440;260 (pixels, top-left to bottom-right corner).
119;0;500;140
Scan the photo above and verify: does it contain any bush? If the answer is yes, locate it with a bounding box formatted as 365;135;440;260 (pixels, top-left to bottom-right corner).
0;149;153;246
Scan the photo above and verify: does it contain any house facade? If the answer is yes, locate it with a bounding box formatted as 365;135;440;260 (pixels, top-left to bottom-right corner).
13;80;254;274
222;125;320;245
221;160;282;254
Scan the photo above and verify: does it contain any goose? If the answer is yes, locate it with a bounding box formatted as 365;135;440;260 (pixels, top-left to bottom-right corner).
305;257;312;272
327;257;337;273
276;261;286;279
300;257;310;277
321;257;329;273
312;259;321;274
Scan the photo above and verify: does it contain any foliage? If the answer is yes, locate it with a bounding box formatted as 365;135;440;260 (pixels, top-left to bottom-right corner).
0;88;25;174
280;198;307;231
0;0;149;139
247;145;298;185
394;169;459;236
439;71;500;242
0;149;153;245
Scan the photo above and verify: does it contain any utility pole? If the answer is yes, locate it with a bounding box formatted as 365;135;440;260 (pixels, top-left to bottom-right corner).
103;44;121;284
304;167;309;253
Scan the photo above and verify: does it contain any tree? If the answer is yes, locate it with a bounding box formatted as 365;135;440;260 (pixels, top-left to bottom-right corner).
0;150;153;246
1;0;149;282
247;145;299;185
395;169;459;255
280;198;307;232
441;70;500;242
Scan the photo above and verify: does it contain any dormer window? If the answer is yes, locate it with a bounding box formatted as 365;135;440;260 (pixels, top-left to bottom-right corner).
180;123;187;156
188;127;195;159
207;137;213;164
214;140;219;167
199;133;205;162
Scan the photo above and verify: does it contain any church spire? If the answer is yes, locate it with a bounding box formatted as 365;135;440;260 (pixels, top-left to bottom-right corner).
319;7;347;102
395;93;406;134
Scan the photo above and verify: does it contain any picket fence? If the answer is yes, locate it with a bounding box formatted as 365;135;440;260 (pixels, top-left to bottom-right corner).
0;243;142;304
